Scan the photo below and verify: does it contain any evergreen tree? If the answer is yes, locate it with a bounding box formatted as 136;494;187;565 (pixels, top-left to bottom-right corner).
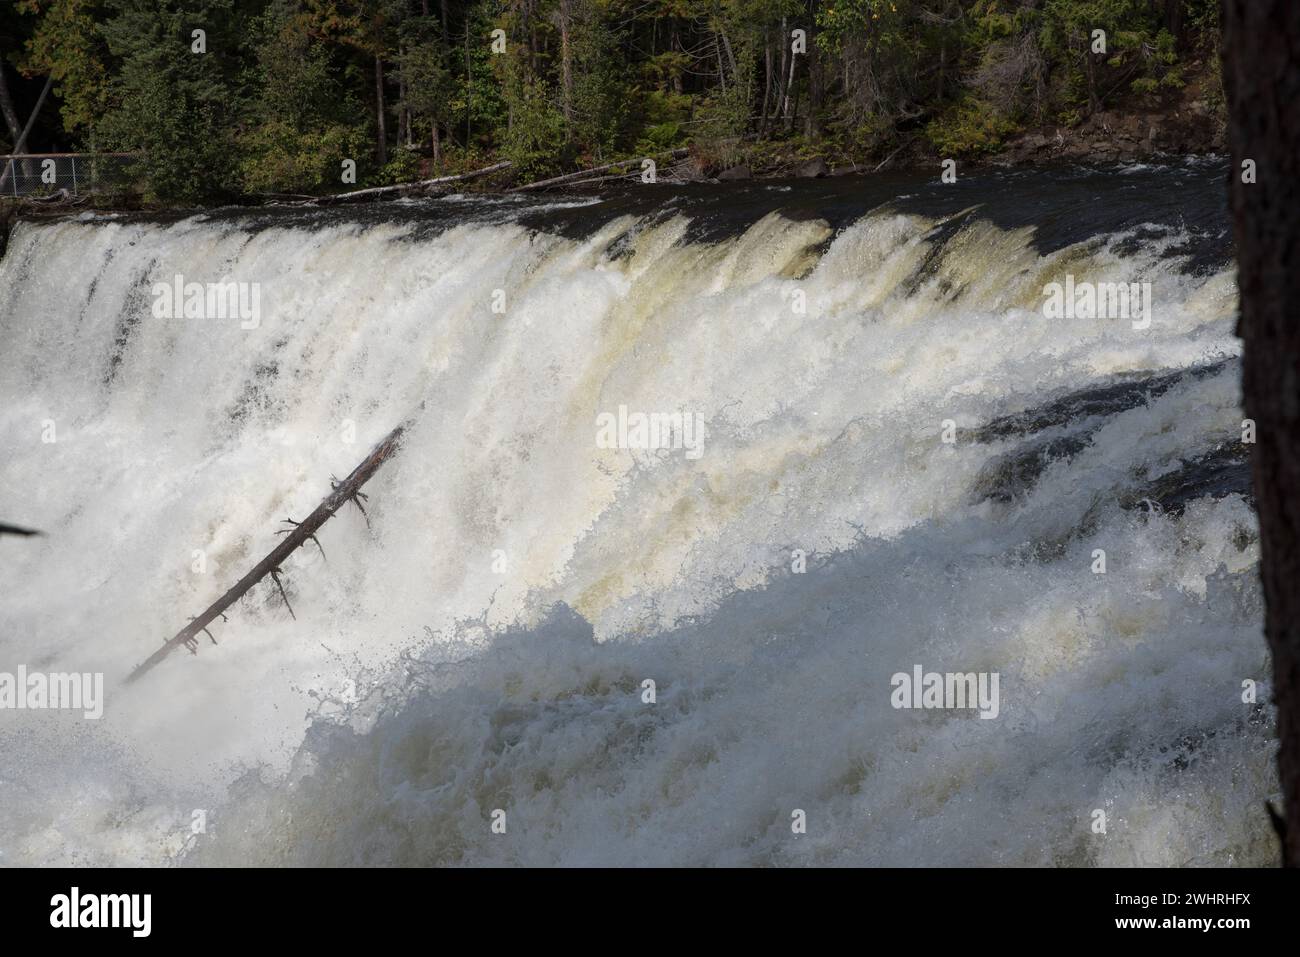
97;0;246;202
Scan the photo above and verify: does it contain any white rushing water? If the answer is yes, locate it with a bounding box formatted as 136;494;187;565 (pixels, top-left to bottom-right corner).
0;189;1276;866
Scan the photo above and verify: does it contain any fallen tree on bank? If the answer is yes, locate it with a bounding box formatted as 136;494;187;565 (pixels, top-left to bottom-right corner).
125;423;407;684
506;149;690;193
303;149;691;208
313;160;512;205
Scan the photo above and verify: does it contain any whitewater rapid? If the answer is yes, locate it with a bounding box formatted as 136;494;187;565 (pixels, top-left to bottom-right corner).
0;165;1276;866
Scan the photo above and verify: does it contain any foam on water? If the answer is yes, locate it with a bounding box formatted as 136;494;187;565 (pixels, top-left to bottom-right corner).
0;189;1274;866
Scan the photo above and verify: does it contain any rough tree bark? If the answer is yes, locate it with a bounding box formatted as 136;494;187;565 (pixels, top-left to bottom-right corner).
1222;0;1300;866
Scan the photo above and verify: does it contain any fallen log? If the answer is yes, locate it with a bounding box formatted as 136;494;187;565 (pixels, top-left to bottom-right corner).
258;192;317;203
125;422;407;683
25;187;74;204
315;160;512;205
507;148;689;193
507;159;640;193
872;139;912;173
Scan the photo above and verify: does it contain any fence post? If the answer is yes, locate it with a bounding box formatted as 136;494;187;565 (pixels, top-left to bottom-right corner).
9;159;16;198
70;156;78;195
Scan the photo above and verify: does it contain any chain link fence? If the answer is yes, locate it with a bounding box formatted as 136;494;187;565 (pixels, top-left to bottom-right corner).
0;153;141;198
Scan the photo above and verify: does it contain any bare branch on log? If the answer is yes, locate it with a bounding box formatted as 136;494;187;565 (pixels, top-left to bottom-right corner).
277;517;325;560
125;423;407;684
269;567;295;619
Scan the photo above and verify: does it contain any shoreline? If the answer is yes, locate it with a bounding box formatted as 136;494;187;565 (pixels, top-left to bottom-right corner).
0;64;1226;225
0;147;1226;262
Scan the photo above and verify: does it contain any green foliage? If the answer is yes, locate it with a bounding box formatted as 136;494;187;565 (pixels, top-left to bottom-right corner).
568;1;635;160
237;0;368;194
378;145;422;184
15;0;111;135
456;3;508;149
397;17;452;143
632;87;689;153
691;78;750;169
925;97;1017;156
1040;0;1183;111
500;62;566;178
7;0;1229;203
96;0;245;203
238;119;370;193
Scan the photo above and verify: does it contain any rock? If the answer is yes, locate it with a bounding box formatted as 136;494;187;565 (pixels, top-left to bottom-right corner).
717;164;752;181
795;157;829;178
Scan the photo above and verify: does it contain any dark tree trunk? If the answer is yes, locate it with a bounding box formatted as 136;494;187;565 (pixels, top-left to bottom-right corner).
374;55;388;167
558;0;574;130
1084;43;1100;114
1165;0;1185;40
671;23;682;94
0;63;28;185
398;48;409;146
1222;0;1300;867
0;73;52;190
465;20;472;144
0;62;23;149
776;16;788;118
760;33;772;138
805;8;823;138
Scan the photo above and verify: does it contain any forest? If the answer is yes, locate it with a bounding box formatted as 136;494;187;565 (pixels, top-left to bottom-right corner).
0;1;1222;202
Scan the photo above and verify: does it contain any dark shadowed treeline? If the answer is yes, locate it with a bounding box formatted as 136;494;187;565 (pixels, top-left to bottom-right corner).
1;1;1220;201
